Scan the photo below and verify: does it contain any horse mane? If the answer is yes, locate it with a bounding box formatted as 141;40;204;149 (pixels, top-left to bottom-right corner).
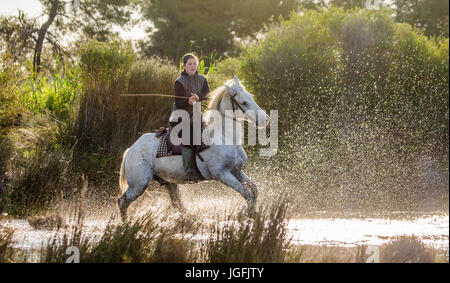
208;86;228;110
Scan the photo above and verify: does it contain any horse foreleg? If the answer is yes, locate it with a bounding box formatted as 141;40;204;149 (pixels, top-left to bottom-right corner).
236;170;258;201
217;171;255;208
165;183;185;212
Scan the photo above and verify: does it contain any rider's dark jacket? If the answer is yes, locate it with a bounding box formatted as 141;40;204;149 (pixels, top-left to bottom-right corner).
169;70;210;147
172;70;210;117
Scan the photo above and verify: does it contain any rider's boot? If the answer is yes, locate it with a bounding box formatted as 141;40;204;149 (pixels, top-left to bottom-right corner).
182;147;201;183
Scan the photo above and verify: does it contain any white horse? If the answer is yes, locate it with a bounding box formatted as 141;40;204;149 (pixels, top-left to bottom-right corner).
117;76;269;221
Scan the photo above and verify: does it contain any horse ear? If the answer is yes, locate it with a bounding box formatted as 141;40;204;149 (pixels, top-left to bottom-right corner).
233;76;239;84
224;84;233;94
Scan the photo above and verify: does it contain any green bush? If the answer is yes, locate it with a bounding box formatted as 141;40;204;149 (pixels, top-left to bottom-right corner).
78;40;136;95
206;200;290;263
385;25;449;154
207;56;242;90
4;144;69;217
0;53;23;213
381;236;436;263
241;8;345;119
238;7;449;210
0;52;22;134
240;7;448;145
17;69;82;121
42;209;198;263
0;109;76;217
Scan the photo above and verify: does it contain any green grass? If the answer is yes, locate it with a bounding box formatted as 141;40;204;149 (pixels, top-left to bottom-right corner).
18;70;82;121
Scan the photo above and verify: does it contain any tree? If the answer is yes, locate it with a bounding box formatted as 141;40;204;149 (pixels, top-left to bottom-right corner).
35;0;138;74
295;0;449;37
0;12;38;62
295;0;363;11
230;0;298;39
395;0;449;37
33;0;60;74
329;0;364;10
1;0;136;75
139;0;296;62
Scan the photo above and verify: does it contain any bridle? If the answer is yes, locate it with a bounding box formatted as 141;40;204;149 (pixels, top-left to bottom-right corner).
212;86;246;122
229;91;246;113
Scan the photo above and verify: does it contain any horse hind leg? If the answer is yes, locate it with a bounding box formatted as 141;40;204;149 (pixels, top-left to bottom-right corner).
165;183;185;212
117;186;145;221
117;168;153;222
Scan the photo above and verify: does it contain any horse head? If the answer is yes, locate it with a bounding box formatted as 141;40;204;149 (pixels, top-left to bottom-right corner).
223;76;269;128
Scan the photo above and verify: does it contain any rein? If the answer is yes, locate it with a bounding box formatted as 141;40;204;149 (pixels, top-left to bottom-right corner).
230;92;246;113
211;87;245;123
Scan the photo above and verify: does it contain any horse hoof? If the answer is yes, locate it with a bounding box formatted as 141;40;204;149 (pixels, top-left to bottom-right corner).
117;197;127;222
119;205;127;222
246;203;257;218
249;184;258;201
243;182;258;202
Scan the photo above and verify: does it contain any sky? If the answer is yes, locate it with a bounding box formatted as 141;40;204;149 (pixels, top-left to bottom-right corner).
0;0;147;41
1;0;44;17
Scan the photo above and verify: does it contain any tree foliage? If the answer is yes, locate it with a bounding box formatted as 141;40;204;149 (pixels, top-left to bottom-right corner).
395;0;449;37
139;0;297;62
297;0;449;37
43;0;136;41
0;12;39;62
0;0;136;74
240;7;449;153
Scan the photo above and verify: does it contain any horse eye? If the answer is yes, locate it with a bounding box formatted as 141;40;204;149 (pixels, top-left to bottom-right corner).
243;101;247;106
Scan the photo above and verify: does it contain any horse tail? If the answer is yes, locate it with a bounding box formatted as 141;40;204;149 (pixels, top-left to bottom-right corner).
119;148;130;194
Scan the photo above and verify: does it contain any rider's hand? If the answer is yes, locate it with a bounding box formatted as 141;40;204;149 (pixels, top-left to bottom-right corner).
188;93;199;105
188;96;196;105
191;93;199;101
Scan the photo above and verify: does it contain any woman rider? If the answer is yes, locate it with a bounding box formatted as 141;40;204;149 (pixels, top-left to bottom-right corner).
169;53;210;182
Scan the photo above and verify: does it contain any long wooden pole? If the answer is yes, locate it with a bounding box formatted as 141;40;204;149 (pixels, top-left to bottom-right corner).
120;93;190;99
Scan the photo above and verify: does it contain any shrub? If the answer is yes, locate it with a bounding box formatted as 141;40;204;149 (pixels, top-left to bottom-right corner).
78;40;136;95
241;8;345;119
240;7;448;146
381;236;436;263
80;217;158;263
207;56;242;90
17;67;82;122
42;212;198;263
0;56;22;135
0;225;15;263
206;200;290;263
237;7;449;210
5;145;68;217
0;110;76;217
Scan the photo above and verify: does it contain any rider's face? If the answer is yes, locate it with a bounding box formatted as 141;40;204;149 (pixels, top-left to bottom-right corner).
183;58;198;75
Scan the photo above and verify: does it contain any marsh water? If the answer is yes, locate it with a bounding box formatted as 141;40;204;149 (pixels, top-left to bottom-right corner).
287;211;448;249
3;210;448;254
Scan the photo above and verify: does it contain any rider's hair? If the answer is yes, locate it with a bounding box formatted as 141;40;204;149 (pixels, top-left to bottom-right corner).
182;53;199;65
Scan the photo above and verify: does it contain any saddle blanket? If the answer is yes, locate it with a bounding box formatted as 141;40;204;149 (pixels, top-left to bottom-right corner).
156;127;211;158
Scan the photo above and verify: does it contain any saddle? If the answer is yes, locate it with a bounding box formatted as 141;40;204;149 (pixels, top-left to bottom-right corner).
155;126;210;160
